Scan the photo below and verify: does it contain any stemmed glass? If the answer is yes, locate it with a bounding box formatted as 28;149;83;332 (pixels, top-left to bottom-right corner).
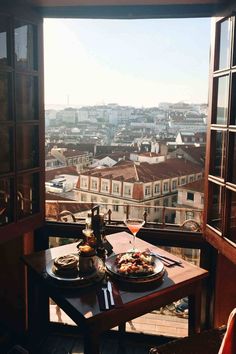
124;218;145;252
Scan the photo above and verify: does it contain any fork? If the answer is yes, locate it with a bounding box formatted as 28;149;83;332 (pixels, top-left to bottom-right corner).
101;282;109;310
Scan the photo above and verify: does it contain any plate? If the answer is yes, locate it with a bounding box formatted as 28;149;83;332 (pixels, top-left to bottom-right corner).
46;255;105;286
105;252;165;283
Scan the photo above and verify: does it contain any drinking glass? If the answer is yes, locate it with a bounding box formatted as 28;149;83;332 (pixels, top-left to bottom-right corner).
124;218;145;251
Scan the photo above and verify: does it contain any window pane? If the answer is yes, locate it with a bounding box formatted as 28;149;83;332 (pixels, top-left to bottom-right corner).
229;132;236;184
233;20;236;67
0;16;8;66
210;130;226;179
16;125;39;170
15;74;38;120
17;173;39;219
0;178;14;225
208;182;224;232
0;72;11;121
0;127;13;174
228;190;236;244
216;19;231;70
230;73;236;125
214;76;229;125
14;21;37;71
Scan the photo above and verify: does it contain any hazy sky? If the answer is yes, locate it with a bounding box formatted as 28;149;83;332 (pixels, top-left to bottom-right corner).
44;18;211;108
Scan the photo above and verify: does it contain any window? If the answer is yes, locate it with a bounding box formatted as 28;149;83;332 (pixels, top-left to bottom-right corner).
91;179;98;190
186;211;194;219
81;193;87;202
154;183;160;194
91;196;97;203
189;175;195;183
81;177;88;188
124;185;131;196
201;196;204;204
163;181;169;193
112;203;119;212
187;192;194;201
112;183;120;194
145;186;151;196
180;177;186;185
172;180;177;190
101;181;109;192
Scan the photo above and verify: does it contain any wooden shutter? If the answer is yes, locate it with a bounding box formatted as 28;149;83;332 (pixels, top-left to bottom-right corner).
0;5;44;242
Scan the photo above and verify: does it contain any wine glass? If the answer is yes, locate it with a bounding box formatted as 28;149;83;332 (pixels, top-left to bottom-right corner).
124;218;145;252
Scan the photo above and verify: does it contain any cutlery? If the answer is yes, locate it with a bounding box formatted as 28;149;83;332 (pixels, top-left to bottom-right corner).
145;248;183;267
102;285;109;309
107;281;115;306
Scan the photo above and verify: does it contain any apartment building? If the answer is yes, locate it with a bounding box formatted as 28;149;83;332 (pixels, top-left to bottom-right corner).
76;158;203;222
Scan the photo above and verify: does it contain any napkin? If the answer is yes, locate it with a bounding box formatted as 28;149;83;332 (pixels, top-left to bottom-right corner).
218;308;236;354
97;281;123;311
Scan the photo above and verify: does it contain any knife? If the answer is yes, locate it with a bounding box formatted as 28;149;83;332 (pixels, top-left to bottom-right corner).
107;281;115;306
102;287;109;309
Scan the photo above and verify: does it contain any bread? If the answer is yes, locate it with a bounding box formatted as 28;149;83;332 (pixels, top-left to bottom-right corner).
53;254;79;277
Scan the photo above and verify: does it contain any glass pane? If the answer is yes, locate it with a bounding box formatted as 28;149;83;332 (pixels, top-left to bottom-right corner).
0;178;14;225
0;16;8;66
229;132;236;184
0;127;13;174
233;20;236;67
0;72;11;121
14;21;37;70
216;19;231;70
228;190;236;244
16;125;39;170
208;182;224;232
230;73;236;125
214;76;229;125
15;74;38;120
210;130;226;179
17;173;39;219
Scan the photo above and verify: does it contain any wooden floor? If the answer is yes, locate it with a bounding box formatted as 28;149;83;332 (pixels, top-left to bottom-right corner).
50;303;188;338
39;334;152;354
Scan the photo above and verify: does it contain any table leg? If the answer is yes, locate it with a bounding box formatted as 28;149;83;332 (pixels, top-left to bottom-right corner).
27;269;49;350
188;281;202;335
84;330;100;354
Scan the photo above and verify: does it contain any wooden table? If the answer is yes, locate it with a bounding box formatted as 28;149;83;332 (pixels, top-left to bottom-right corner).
23;232;208;354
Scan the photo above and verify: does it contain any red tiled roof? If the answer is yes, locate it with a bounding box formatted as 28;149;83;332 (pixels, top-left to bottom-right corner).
63;149;87;157
45;166;79;182
80;158;202;183
180;179;204;193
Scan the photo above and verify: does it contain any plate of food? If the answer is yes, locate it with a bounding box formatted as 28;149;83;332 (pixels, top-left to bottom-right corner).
105;251;165;283
46;253;105;286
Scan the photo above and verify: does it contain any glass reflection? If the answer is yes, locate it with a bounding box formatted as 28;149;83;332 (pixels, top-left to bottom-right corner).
231;73;236;125
0;127;13;174
215;76;229;125
15;74;38;120
14;22;37;70
17;173;39;219
217;19;231;70
0;178;14;225
228;190;236;244
208;182;224;232
229;133;236;184
210;130;226;179
0;17;8;65
16;125;39;170
0;72;11;121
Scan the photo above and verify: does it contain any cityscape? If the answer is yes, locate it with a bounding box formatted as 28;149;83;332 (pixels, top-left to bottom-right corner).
45;100;206;240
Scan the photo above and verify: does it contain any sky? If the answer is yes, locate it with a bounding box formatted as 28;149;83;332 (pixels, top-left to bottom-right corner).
43;18;211;108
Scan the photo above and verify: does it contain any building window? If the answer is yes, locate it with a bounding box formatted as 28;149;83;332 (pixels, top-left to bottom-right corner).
154;183;160;194
189;175;195;183
163;198;169;207
201;196;204;204
187;192;194;201
81;177;88;188
81;193;87;202
180;177;186;185
91;179;98;189
113;204;119;212
124;185;131;196
172;180;177;190
91;196;97;203
163;182;169;193
113;183;120;194
145;186;151;196
186;211;194;219
101;182;109;192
